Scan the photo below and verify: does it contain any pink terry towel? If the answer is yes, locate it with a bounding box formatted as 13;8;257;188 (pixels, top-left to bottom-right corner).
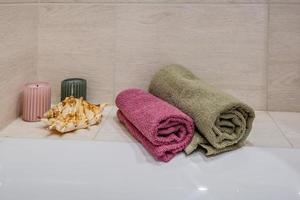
116;88;194;162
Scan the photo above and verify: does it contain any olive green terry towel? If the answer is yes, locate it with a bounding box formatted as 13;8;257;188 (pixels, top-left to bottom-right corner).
149;65;255;156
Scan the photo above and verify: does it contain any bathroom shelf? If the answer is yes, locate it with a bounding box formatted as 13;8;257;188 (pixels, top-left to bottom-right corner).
0;107;299;149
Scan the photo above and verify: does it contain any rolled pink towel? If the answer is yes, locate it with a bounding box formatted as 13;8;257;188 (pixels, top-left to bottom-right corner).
116;88;194;162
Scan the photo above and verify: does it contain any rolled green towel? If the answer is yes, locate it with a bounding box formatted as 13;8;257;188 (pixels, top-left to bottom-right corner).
149;65;255;156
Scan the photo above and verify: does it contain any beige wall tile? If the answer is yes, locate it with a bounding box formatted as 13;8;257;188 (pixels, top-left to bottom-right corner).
159;4;267;110
268;5;300;111
114;5;163;95
38;4;116;104
269;0;300;3
0;0;37;3
0;5;38;130
115;4;267;110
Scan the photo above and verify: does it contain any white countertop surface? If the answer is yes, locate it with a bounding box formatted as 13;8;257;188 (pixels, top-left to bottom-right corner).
0;138;299;200
0;106;300;199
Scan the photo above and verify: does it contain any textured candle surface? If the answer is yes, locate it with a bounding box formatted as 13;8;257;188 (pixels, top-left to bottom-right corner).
61;78;87;101
22;82;51;122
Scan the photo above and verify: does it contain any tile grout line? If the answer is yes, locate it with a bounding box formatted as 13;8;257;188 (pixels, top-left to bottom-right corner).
94;106;115;138
0;2;300;5
265;1;270;111
37;0;40;80
92;106;115;140
112;5;117;107
267;111;295;148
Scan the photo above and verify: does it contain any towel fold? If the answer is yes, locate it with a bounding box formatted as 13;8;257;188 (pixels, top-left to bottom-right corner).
116;88;194;162
149;65;255;156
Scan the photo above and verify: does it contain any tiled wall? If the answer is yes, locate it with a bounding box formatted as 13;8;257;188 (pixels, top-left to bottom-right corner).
0;0;299;129
38;3;268;109
268;4;300;111
38;4;115;104
0;2;38;130
36;1;300;112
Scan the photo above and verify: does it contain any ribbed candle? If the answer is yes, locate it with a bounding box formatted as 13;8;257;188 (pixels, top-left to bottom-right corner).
61;78;87;101
22;82;51;122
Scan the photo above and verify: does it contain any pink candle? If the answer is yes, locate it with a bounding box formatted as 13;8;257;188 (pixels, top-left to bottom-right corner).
22;82;51;122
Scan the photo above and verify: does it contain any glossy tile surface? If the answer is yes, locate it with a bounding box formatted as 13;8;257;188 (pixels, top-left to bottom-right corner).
115;4;267;110
246;111;292;148
0;106;112;140
268;4;300;111
99;108;293;148
0;139;299;200
0;0;299;136
269;0;300;3
269;112;300;148
34;3;268;110
0;5;38;130
38;4;115;104
96;107;137;143
0;0;37;2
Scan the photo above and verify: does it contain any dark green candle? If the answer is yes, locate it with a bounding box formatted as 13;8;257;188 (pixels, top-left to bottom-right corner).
61;78;87;101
